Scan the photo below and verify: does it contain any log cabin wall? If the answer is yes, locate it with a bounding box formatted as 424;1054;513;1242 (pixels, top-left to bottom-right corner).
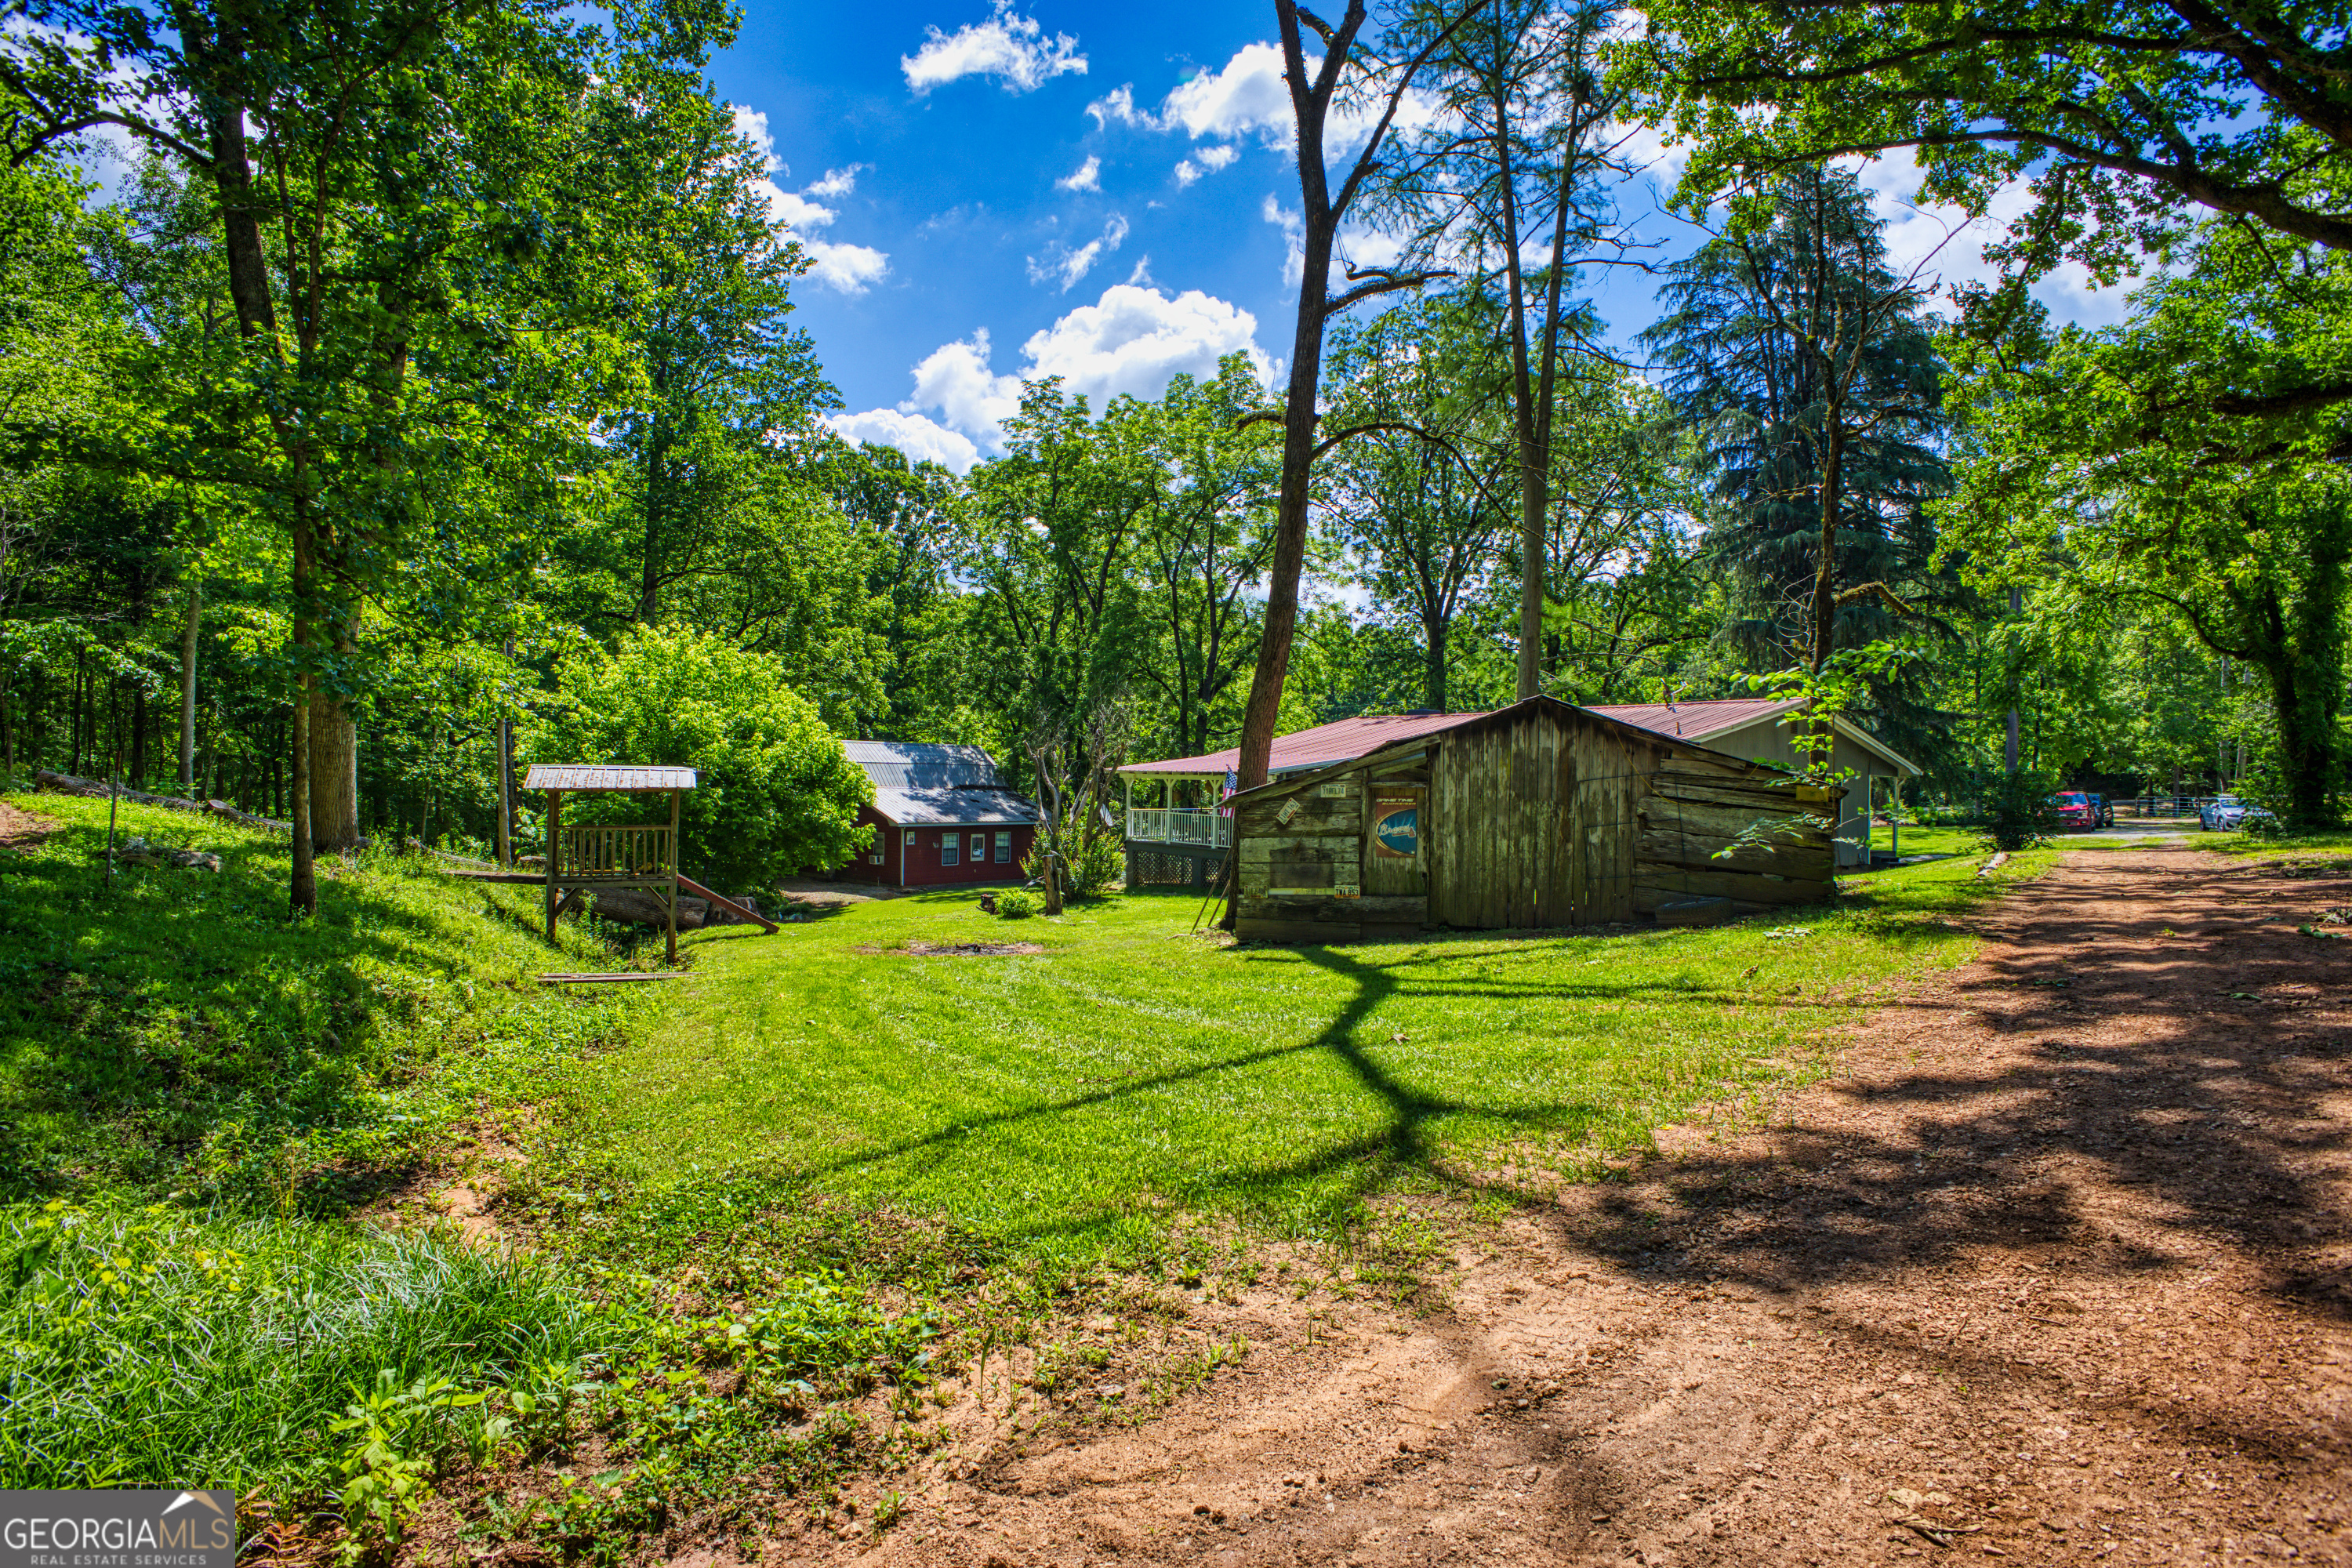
1632;747;1840;917
1229;696;1841;942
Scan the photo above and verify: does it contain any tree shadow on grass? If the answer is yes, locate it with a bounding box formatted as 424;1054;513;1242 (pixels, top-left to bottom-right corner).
779;942;1627;1247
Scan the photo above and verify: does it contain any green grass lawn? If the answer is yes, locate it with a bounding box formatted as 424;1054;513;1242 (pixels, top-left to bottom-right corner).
0;790;636;1205
0;782;2065;1519
557;848;2053;1275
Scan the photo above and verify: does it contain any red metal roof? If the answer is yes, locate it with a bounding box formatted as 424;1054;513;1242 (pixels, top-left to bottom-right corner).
1584;697;1803;742
1120;710;1495;777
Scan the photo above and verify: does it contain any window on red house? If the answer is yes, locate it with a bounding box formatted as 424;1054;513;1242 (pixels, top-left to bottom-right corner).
971;832;985;862
994;830;1011;863
940;833;959;867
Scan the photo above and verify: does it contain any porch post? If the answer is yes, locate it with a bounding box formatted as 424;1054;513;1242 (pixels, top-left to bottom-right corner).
543;789;562;942
666;786;681;967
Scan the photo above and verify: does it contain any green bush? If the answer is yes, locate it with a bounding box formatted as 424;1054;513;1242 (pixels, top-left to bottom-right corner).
1020;822;1123;899
531;626;873;891
1977;769;2060;852
993;888;1036;920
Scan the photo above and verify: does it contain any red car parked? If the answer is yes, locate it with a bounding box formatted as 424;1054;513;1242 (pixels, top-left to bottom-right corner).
2052;790;2101;831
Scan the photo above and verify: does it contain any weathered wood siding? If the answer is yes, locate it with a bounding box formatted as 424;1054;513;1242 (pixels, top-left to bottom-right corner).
1425;709;1653;927
1631;750;1839;916
1227;695;1841;942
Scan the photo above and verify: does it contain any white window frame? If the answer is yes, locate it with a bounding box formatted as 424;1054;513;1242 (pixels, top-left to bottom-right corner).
994;829;1012;863
940;832;959;867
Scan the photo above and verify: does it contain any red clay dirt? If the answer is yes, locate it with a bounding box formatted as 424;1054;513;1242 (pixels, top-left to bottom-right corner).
719;848;2352;1567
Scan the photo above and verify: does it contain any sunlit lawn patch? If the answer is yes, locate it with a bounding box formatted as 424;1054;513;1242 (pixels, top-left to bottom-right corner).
575;849;2056;1273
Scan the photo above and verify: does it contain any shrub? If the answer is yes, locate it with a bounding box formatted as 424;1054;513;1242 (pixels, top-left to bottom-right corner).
993;888;1036;920
1977;768;2060;852
530;626;873;890
1021;822;1123;899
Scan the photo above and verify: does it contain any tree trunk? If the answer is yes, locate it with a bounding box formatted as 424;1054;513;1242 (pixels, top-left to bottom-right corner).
308;609;361;851
1236;222;1337;790
1423;605;1448;712
290;519;319;916
496;637;515;865
1806;413;1842;771
71;647;85;776
2267;516;2347;826
2004;586;2023;772
179;584;200;795
130;682;147;786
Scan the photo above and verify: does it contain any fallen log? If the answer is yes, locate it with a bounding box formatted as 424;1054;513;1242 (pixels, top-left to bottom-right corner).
34;770;298;833
676;874;779;933
589;887;708;929
536;971;694;984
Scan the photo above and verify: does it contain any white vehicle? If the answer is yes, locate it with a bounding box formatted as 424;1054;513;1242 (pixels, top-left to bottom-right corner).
2198;795;2273;831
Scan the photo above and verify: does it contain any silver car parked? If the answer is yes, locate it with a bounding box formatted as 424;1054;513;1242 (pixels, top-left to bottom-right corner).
2198;795;2273;830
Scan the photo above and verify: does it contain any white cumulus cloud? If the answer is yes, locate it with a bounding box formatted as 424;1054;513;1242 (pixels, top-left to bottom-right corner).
909;330;1027;437
1023;284;1273;402
1055;154;1102;192
1162;44;1291;141
826;408;983;474
1028;213;1131;291
1174;141;1240;186
900;286;1272;452
1085;85;1159;131
1105;44;1439;154
806;164;868;198
903;1;1085;95
731;106;891;296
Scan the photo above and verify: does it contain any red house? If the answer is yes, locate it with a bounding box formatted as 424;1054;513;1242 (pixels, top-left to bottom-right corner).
837;742;1040;888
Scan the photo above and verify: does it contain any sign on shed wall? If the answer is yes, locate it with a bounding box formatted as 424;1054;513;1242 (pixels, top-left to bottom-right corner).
1370;793;1421;858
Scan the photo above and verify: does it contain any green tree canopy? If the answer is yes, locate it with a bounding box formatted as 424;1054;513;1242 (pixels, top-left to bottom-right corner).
530;624;873;891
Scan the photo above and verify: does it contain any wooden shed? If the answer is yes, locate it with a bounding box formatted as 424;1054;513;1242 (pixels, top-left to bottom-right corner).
1225;696;1841;943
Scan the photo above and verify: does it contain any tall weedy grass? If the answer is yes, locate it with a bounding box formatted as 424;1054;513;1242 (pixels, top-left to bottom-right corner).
0;1202;633;1492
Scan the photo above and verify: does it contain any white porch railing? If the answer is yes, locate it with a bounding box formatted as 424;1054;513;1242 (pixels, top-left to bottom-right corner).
1126;808;1232;848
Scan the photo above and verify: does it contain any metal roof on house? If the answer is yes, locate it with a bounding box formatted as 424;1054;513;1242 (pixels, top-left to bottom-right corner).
1588;697;1921;776
840;741;1003;790
1119;711;1492;779
869;786;1040;827
522;765;697;791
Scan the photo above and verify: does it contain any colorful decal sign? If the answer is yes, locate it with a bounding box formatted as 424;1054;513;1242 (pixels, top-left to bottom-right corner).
1372;803;1419;858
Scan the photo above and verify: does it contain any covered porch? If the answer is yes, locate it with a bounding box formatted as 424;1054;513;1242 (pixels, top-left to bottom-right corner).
1116;771;1231;887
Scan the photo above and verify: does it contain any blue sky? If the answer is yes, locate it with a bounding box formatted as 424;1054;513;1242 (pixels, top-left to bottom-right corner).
707;1;2125;472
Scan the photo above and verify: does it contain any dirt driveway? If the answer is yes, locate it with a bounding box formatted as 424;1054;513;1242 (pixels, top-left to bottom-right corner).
784;848;2352;1567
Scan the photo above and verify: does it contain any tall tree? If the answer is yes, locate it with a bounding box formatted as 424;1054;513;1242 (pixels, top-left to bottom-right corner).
1618;0;2352;328
1321;298;1512;712
1234;0;1473;791
1641;165;1955;757
1376;0;1627;696
1944;225;2352;823
588;91;833;625
1116;357;1279;757
5;0;725;905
